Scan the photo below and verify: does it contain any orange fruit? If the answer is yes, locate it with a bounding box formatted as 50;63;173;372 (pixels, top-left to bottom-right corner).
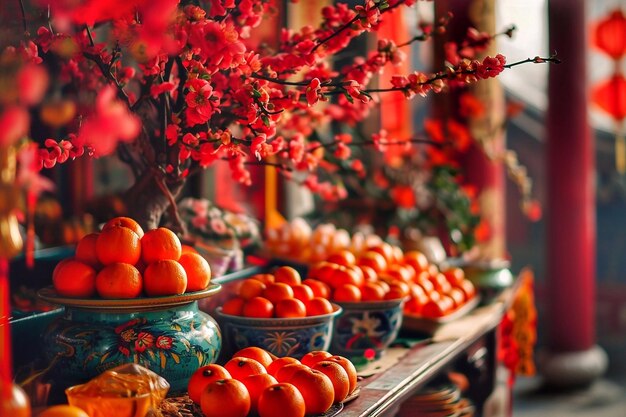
52;257;73;282
306;262;336;281
267;357;300;377
332;284;362;302
238;278;267;300
75;233;101;268
442;267;465;286
403;250;429;274
225;357;267;380
421;299;450;318
187;364;231;404
143;259;187;296
291;284;314;306
222;297;245;315
301;351;332;368
287;367;334;414
275;298;307;318
326;250;356;267
38;405;89;417
313;361;350;403
302;279;330;299
257;383;305;417
456;279;476;300
275;363;309;383
95;263;142;299
358;265;378;283
178;253;211;292
200;379;250;417
102;216;144;238
250;273;275;285
329;266;363;289
233;347;274;369
242;297;274;318
360;282;386;301
181;244;198;254
327;356;358;394
96;226;141;266
430;273;452;294
307;297;333;316
447;287;466;309
385;264;413;282
358;251;387;273
241;373;278;411
262;282;294;304
273;266;302;286
53;260;96;298
141;227;182;264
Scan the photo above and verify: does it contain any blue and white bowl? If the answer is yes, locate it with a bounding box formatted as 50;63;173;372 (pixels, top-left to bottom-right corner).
331;298;405;359
216;305;342;359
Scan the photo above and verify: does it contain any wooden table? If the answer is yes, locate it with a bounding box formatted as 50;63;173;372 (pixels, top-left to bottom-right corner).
340;277;524;417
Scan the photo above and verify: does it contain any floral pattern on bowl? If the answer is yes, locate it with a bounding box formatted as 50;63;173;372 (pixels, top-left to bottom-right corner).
216;306;342;359
331;298;405;359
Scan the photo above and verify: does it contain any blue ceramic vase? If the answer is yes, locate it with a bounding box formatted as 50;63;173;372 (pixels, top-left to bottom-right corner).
40;288;222;394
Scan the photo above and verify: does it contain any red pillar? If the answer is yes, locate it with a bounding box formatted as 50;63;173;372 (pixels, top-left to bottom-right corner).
544;0;606;385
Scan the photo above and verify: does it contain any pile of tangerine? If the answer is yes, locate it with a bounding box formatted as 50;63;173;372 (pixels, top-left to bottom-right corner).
188;346;358;417
52;217;211;299
221;266;336;318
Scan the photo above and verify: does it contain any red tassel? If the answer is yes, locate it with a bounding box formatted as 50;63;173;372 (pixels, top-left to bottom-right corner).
26;192;36;269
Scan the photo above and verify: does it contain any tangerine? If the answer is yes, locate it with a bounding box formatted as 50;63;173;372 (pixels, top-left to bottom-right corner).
242;297;274;318
75;233;101;268
267;357;300;377
143;259;187;296
95;263;142;299
187;364;231;404
300;351;332;367
233;347;274;369
307;297;333;316
241;373;278;411
287;367;335;414
225;357;267;380
456;279;476;300
360;282;386;301
358;265;378;283
178;253;211;292
200;379;250;417
141;227;182;264
329;267;363;289
275;363;309;383
302;279;330;299
367;243;394;264
357;251;387;273
95;226;141;266
181;244;198;254
238;278;267;300
262;282;294;304
53;260;96;298
273;266;302;286
257;383;305;417
291;284;315;305
313;361;350;403
327;356;358;394
326;250;356;267
403;251;429;274
222;297;245;315
442;267;465;286
275;298;307;318
102;216;144;238
332;284;362;302
250;273;275;285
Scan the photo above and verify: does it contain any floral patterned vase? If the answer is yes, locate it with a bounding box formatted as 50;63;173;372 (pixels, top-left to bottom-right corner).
331;299;405;359
42;300;221;394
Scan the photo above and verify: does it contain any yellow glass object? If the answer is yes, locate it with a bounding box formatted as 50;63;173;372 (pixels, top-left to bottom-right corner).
65;364;169;417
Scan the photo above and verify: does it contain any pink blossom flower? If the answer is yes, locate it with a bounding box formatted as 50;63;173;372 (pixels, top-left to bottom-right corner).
476;54;506;79
306;78;323;106
184;78;221;127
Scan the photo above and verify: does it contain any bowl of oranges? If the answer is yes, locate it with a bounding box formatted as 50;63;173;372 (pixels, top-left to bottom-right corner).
302;245;417;359
215;266;342;359
37;217;223;394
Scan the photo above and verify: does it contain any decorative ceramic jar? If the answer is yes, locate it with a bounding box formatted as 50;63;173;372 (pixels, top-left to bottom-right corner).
331;298;405;359
38;285;222;394
216;305;342;359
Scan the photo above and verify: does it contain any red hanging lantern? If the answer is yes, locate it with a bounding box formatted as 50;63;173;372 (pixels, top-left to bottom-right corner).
592;9;626;59
591;74;626;120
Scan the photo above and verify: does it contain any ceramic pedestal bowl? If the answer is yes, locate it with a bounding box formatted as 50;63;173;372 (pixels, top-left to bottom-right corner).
216;305;342;359
331;297;405;359
38;284;222;394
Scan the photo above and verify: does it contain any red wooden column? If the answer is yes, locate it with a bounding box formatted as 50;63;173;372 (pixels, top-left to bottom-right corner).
543;0;607;387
